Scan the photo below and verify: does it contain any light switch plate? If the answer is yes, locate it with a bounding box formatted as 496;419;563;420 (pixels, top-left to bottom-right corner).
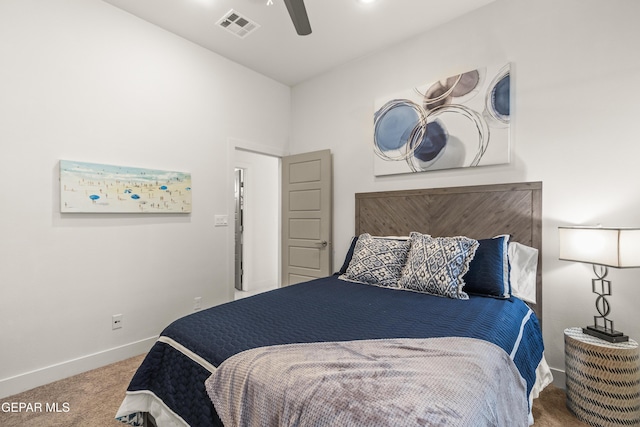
214;214;228;226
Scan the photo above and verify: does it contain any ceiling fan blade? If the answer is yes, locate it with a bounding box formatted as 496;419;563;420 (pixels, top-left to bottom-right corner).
283;0;312;36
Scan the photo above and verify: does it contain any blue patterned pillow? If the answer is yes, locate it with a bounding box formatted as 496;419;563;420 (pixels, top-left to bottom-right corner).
398;232;479;299
340;233;410;288
463;235;511;298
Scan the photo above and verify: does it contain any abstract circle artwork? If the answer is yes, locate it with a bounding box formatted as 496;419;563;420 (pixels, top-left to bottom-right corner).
373;63;511;176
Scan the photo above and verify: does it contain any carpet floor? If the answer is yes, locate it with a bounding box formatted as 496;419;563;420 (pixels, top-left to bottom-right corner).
1;354;588;426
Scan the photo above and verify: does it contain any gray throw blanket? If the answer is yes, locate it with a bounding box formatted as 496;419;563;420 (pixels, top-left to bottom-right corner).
205;337;528;427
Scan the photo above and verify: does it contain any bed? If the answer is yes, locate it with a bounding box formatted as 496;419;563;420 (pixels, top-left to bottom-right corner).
116;181;551;427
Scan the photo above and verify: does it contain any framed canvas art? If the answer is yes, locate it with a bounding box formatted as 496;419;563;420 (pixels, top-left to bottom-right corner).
373;63;511;176
60;160;192;213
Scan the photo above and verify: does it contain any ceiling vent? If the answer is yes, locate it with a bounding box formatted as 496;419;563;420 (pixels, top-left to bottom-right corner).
217;9;260;39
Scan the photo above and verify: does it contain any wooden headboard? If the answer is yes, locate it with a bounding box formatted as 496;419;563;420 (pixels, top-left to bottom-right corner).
355;182;543;322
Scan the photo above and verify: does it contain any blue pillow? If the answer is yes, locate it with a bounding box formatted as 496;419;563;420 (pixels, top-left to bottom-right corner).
338;236;359;274
463;235;510;298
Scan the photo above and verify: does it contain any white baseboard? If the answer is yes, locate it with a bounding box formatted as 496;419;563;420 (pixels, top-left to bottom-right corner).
242;280;277;292
0;336;157;399
550;367;566;389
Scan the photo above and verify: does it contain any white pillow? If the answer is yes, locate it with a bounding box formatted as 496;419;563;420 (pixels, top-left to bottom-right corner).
508;242;538;304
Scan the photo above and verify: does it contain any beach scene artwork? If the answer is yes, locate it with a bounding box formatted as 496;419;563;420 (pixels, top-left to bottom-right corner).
60;160;192;213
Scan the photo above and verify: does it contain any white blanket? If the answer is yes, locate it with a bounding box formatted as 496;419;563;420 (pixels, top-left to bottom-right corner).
205;337;528;427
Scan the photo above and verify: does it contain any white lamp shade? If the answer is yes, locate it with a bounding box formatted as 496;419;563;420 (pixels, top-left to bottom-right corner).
559;227;640;268
620;229;640;266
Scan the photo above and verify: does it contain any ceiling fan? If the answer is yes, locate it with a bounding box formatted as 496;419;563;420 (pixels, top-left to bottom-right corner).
283;0;312;36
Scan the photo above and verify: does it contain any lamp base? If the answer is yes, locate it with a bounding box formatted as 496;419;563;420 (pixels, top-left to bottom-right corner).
583;325;629;343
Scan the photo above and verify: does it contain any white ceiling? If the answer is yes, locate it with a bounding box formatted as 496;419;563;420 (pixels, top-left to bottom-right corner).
101;0;495;86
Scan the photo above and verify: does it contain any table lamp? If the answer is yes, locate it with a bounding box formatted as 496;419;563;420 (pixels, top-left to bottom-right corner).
559;226;640;342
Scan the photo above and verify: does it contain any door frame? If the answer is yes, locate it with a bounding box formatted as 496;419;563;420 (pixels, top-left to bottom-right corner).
226;138;288;301
234;167;244;291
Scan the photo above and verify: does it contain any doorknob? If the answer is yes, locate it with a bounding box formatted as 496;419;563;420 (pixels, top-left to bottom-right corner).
315;240;328;248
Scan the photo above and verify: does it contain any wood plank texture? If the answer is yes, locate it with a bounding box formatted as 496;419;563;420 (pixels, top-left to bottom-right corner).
355;182;543;323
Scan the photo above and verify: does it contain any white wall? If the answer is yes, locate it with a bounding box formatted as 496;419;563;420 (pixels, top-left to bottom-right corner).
2;0;638;399
290;0;640;382
0;0;290;397
235;149;280;292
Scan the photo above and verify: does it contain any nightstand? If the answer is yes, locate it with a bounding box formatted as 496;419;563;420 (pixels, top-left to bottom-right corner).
564;327;640;426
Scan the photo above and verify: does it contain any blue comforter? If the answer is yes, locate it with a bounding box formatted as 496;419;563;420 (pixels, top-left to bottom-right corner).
120;275;544;427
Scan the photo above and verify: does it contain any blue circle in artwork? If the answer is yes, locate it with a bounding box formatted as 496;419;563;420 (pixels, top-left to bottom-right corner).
375;105;419;152
185;187;191;191
414;121;447;162
492;75;510;117
160;185;168;190
131;194;140;200
89;194;100;201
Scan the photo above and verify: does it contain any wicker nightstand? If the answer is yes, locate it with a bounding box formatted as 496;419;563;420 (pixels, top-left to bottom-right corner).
564;327;640;426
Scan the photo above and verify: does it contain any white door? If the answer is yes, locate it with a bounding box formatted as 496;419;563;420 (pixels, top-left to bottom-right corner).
281;150;332;286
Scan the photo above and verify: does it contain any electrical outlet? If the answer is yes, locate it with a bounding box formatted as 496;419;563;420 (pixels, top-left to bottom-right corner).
112;314;123;330
194;297;202;311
